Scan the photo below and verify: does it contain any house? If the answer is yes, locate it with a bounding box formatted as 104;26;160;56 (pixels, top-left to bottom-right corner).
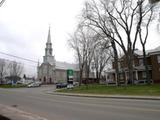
106;46;160;84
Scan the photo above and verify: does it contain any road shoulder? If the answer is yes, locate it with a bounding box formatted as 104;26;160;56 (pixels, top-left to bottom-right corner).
0;104;48;120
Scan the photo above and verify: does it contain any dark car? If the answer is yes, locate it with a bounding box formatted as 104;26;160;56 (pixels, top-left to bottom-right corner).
56;83;67;89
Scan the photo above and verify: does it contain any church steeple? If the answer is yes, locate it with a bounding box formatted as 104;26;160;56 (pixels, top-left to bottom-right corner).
45;26;52;56
43;26;55;65
47;26;51;43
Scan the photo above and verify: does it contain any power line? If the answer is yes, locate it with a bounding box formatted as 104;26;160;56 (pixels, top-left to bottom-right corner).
0;51;38;63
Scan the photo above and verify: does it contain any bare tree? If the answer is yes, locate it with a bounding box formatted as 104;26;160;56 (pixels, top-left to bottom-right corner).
138;0;155;84
82;0;120;85
0;59;7;84
0;0;5;7
82;0;156;85
69;24;98;84
69;26;87;85
92;34;112;82
0;0;6;84
83;29;95;81
9;61;23;82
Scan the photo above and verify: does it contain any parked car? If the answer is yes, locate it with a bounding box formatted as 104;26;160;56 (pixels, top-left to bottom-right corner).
56;83;67;89
73;82;79;86
27;81;41;88
67;84;74;89
6;80;12;85
16;80;23;84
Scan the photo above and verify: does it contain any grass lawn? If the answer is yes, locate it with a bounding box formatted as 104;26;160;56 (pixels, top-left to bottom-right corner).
57;84;160;96
0;84;27;88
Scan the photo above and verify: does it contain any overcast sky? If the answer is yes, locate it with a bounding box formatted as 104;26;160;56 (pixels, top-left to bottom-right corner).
0;0;159;76
0;0;86;76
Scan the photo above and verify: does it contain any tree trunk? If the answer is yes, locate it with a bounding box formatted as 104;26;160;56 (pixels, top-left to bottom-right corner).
79;69;83;86
111;41;119;86
127;50;134;85
142;45;150;84
96;70;99;82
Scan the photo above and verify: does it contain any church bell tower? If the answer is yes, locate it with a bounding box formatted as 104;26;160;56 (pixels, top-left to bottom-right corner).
43;27;55;65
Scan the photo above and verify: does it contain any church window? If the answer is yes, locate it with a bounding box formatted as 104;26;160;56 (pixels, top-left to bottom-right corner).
49;78;52;83
43;77;46;83
49;50;52;55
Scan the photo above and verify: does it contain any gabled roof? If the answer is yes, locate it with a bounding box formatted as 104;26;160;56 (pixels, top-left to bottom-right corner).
117;46;160;60
134;46;160;57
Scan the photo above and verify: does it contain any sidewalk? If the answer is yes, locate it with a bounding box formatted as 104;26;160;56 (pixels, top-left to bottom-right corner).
48;91;160;100
0;104;48;120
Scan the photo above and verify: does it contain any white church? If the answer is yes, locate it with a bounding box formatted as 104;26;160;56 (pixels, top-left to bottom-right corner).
37;27;79;84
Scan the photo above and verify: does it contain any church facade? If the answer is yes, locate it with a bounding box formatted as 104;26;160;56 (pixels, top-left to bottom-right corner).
37;28;79;84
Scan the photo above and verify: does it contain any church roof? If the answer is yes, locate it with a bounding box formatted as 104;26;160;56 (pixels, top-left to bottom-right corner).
55;61;79;71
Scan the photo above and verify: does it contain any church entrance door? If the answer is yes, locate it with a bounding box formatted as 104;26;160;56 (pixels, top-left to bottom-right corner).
43;77;46;83
49;78;52;84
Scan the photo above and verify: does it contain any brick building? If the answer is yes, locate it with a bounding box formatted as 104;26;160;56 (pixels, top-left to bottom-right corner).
106;47;160;84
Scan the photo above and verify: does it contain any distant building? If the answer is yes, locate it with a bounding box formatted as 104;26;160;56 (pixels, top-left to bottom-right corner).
106;47;160;84
37;27;79;84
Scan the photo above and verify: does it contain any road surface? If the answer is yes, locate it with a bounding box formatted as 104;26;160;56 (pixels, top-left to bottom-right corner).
0;85;160;120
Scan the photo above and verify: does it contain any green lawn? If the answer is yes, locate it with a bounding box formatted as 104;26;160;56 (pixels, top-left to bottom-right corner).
57;84;160;96
0;84;27;88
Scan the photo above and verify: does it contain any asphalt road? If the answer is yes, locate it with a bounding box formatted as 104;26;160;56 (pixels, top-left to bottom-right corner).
0;85;160;120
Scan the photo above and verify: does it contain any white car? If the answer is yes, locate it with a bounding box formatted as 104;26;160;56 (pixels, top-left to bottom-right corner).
67;84;74;89
27;81;41;88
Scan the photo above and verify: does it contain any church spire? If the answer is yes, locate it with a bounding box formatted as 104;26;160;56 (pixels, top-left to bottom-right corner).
43;25;55;64
47;26;51;43
45;26;52;56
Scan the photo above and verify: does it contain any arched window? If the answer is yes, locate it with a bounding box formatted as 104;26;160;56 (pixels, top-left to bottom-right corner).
49;78;52;83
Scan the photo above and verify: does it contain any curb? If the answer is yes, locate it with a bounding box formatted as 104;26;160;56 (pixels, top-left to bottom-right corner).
47;91;160;100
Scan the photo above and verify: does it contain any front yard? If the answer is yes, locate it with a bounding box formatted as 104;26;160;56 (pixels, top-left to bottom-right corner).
57;84;160;96
0;84;27;88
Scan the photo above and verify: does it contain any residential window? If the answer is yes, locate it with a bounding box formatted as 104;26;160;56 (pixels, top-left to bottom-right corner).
142;72;146;79
120;73;124;80
118;62;121;69
157;55;160;63
107;75;110;79
133;60;135;67
139;59;143;66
